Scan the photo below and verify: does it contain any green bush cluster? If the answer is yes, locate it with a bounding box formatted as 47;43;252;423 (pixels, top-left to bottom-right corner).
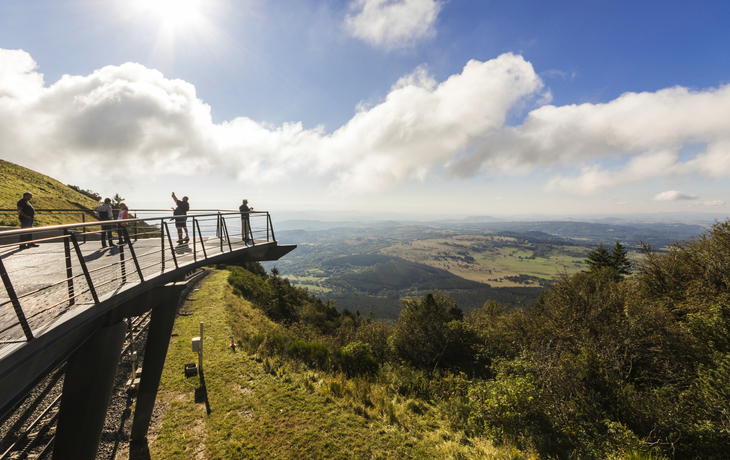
227;221;730;459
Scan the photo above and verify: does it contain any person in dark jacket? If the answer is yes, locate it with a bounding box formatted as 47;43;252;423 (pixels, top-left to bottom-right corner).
97;198;115;248
17;192;38;249
239;199;253;243
171;192;190;244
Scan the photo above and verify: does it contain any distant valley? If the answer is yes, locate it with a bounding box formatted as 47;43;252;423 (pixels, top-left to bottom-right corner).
265;218;711;319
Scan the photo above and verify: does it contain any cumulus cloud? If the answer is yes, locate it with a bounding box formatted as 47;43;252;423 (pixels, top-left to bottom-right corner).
701;200;726;207
3;47;730;198
0;49;543;193
449;84;730;194
651;191;698;202
344;0;441;49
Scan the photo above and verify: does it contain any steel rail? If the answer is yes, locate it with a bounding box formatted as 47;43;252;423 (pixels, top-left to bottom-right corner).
0;211;279;348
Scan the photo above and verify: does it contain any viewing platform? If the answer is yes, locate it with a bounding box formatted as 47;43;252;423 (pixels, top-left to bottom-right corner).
0;209;295;459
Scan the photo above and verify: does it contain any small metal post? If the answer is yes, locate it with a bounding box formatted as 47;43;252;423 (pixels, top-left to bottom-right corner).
131;351;137;382
82;212;86;244
198;322;204;374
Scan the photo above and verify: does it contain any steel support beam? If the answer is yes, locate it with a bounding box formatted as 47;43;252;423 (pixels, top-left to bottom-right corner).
53;320;127;460
130;291;181;440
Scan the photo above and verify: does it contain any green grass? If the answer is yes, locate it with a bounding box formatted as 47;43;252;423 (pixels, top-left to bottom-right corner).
0;159;101;226
152;270;535;459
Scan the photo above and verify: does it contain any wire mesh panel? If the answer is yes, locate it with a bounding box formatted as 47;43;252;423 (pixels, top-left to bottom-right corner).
0;211;277;350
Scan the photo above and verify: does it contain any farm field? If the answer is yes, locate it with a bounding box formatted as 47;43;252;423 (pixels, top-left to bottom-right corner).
263;224;656;317
382;234;588;287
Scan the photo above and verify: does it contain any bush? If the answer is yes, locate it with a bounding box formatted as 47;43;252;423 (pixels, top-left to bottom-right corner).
391;291;471;370
337;341;378;376
228;266;272;306
288;340;330;369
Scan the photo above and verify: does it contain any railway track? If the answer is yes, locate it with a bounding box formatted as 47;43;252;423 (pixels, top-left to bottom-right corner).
0;312;153;460
0;268;207;459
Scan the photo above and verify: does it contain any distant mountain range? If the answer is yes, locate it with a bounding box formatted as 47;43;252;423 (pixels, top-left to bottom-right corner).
275;218;710;248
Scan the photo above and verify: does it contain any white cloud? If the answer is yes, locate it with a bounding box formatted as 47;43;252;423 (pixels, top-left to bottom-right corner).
344;0;441;50
651;191;698;202
449;84;730;194
0;50;542;193
3;47;730;201
701;200;726;207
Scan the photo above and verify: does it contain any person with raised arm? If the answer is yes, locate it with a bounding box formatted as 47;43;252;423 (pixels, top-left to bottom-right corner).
171;192;190;244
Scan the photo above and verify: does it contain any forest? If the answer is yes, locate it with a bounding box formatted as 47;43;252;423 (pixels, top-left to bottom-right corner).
224;220;730;459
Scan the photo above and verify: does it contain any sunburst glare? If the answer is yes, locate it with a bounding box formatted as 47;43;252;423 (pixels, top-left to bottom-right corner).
120;0;228;72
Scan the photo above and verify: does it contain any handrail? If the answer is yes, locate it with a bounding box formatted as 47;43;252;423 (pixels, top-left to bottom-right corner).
0;211;270;237
0;210;278;347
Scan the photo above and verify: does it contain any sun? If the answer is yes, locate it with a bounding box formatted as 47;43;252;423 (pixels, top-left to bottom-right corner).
130;0;206;29
120;0;225;70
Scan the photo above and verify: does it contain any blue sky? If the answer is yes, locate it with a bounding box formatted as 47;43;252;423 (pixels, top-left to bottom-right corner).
1;0;729;220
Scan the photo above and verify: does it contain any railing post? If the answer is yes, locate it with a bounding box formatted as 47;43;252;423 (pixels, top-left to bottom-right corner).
82;212;86;244
69;232;100;304
218;213;224;252
63;230;75;306
123;228;145;283
162;222;179;269
220;215;233;252
195;219;207;259
119;244;127;284
0;257;34;341
267;212;276;242
192;217;197;262
160;221;165;273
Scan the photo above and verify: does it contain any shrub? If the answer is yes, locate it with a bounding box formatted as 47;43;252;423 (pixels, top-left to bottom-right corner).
228;266;272;306
337;341;378;376
391;291;472;370
287;340;330;369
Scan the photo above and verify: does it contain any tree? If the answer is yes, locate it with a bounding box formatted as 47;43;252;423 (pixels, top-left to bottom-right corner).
391;291;470;370
111;193;125;208
67;185;101;202
610;241;632;276
585;241;631;278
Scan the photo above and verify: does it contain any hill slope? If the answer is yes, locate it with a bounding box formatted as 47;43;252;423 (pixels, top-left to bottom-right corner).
0;159;101;226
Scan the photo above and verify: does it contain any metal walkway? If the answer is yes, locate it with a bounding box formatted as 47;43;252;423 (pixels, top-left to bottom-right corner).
0;210;295;459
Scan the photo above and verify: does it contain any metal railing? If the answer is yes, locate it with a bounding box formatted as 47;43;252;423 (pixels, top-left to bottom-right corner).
0;211;275;348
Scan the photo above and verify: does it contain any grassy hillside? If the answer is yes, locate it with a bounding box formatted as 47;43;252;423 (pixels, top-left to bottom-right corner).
0;159;101;227
218;220;730;460
148;270;518;459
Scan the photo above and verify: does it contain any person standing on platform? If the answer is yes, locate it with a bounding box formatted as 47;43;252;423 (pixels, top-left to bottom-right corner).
116;203;131;245
17;192;39;249
239;199;253;244
97;198;115;248
171;192;190;244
